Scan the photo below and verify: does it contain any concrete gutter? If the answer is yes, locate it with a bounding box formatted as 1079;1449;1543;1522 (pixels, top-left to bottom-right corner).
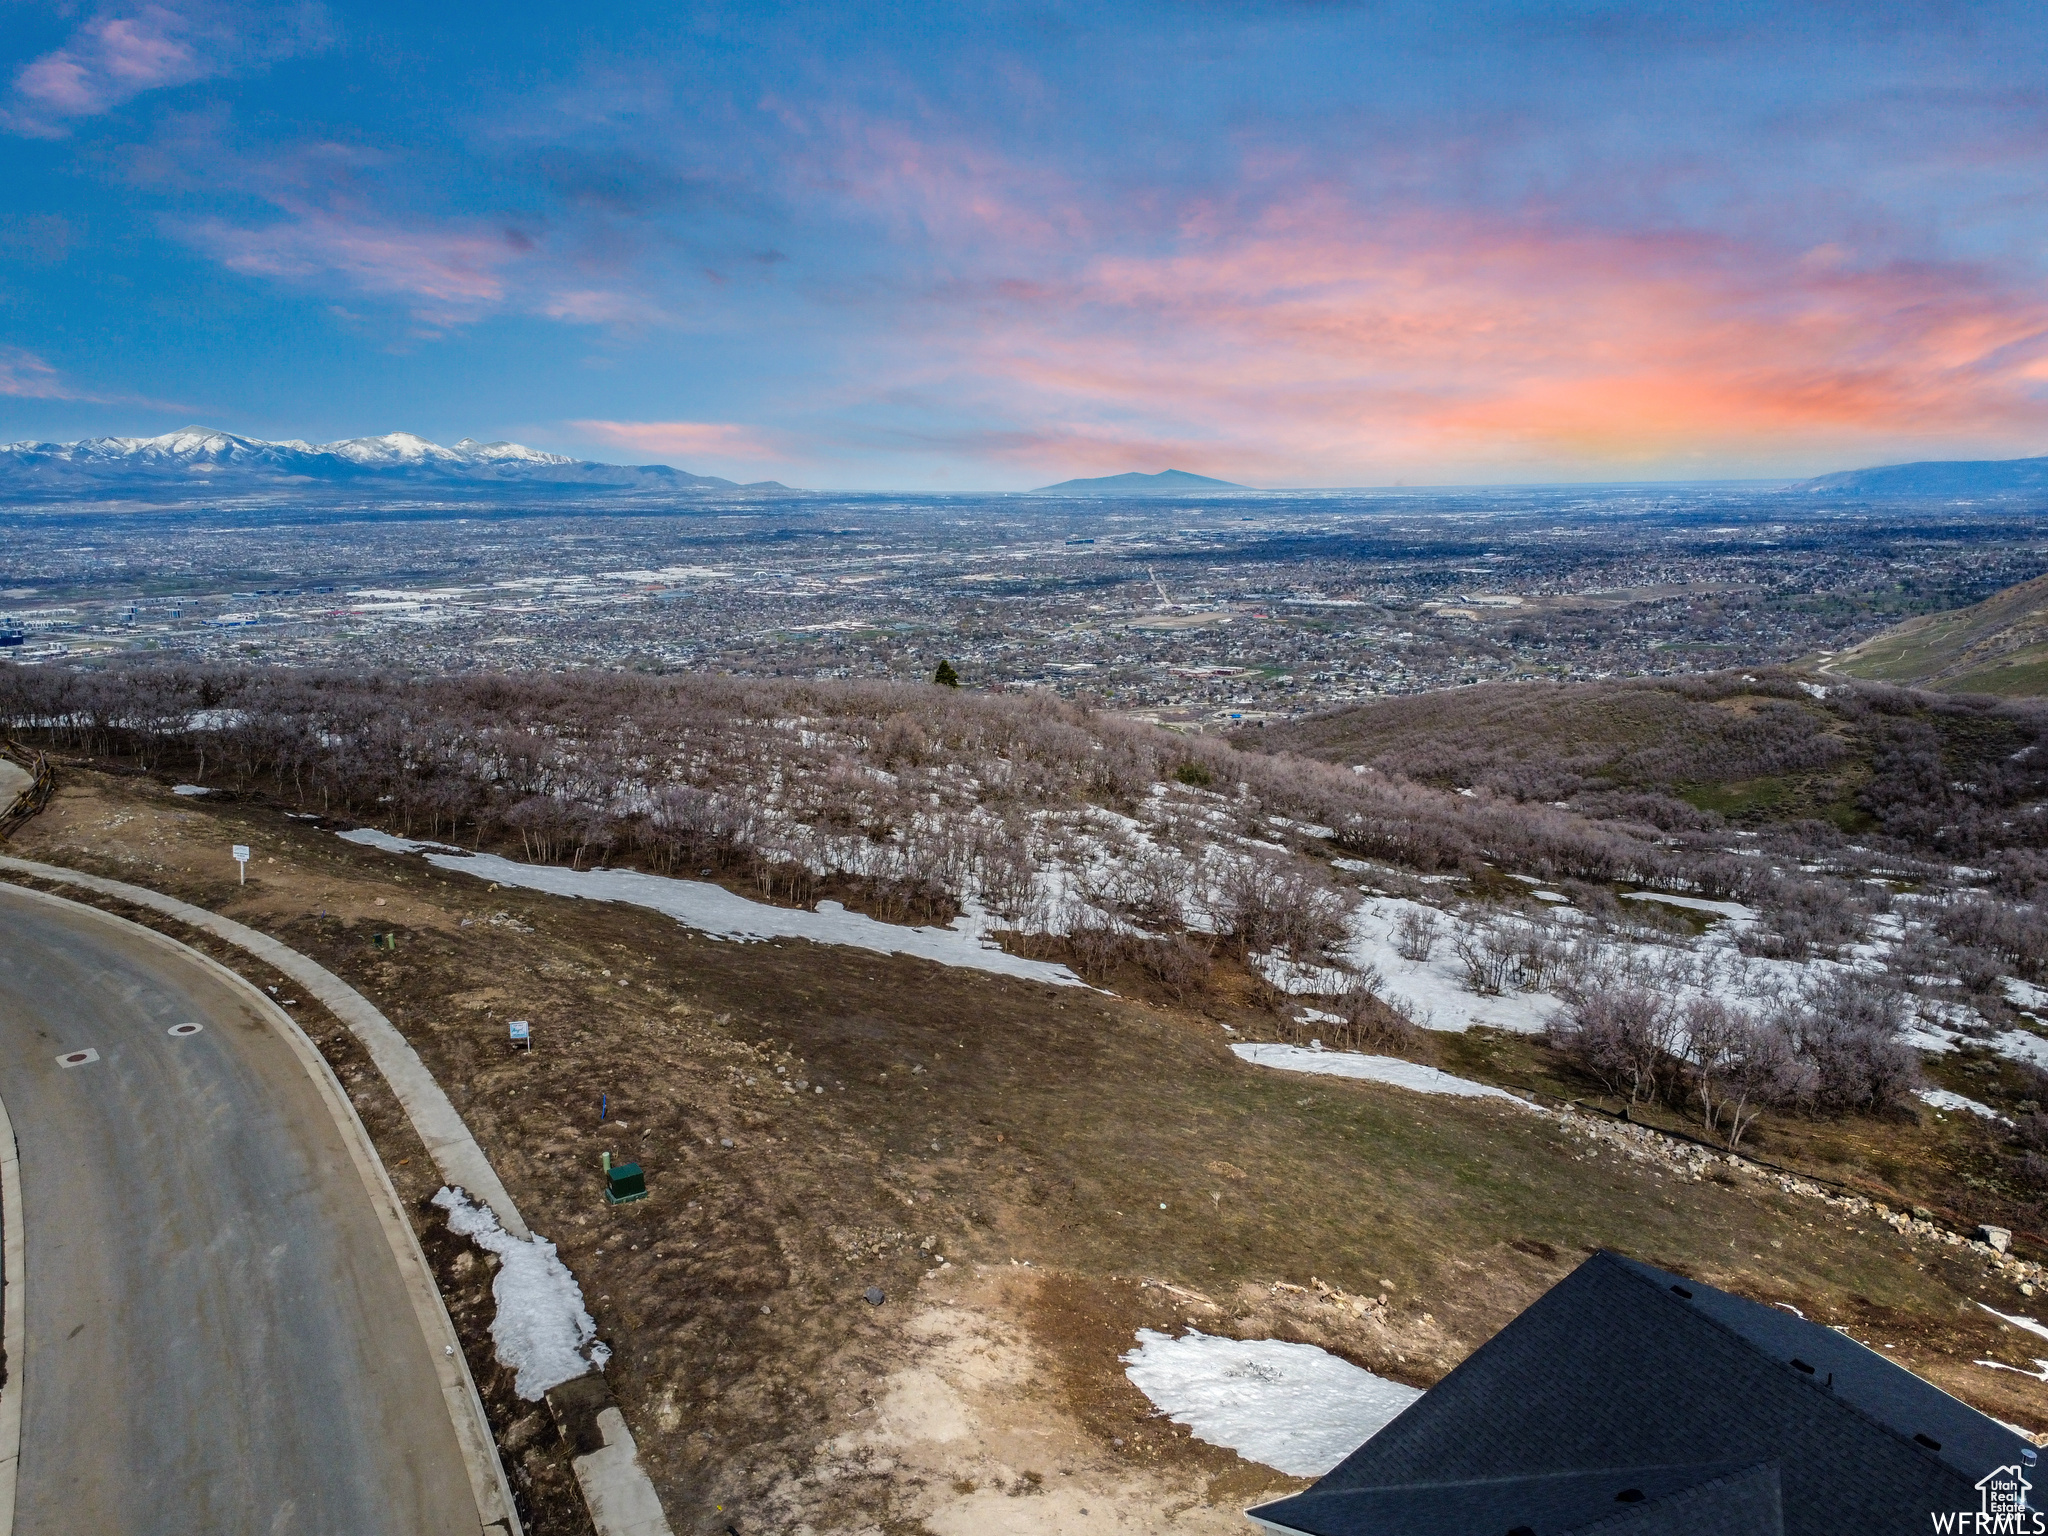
0;1090;23;1536
0;856;675;1536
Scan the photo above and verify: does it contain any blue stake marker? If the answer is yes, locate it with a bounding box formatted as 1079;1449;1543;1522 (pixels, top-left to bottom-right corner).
601;1092;607;1123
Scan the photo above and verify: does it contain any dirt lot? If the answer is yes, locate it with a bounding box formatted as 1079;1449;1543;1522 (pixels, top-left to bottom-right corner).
6;767;2046;1534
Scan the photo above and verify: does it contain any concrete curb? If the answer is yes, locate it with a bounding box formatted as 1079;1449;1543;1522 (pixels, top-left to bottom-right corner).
0;1090;23;1536
0;856;676;1536
0;880;520;1536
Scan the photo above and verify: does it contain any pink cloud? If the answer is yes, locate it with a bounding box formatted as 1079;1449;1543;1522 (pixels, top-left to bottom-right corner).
895;197;2048;480
542;290;668;325
569;418;778;460
0;347;74;399
772;100;1093;254
183;211;518;323
3;5;321;138
0;345;183;409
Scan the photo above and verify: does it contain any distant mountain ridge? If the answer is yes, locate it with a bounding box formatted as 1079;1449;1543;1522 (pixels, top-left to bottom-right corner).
1032;468;1248;493
0;427;790;497
1798;454;2048;496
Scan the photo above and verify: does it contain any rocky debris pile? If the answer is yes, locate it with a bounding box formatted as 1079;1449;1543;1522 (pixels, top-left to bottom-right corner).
1551;1105;2045;1296
1262;1276;1395;1323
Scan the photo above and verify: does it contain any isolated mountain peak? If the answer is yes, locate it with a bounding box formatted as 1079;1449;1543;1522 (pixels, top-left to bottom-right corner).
1031;468;1249;493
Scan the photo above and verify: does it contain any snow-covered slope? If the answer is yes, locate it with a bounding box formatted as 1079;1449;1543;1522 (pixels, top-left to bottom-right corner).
0;427;790;497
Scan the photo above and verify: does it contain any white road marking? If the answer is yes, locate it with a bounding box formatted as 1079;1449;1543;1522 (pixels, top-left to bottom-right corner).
55;1049;98;1068
167;1023;204;1037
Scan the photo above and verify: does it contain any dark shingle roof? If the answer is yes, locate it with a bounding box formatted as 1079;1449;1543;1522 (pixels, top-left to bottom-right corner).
1249;1460;1783;1536
1249;1251;2032;1536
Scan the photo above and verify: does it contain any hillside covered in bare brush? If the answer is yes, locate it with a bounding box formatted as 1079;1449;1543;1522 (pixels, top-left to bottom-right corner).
13;663;2048;1238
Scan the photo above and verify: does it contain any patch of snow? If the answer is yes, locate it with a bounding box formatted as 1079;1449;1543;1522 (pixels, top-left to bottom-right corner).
1618;890;1756;923
1902;1024;1961;1055
1232;1043;1540;1107
183;708;247;732
171;784;210;796
1980;1305;2048;1343
1991;1030;2048;1070
336;832;1087;986
1344;897;1562;1035
1974;1310;2048;1343
1916;1088;2013;1126
1531;890;1568;904
1254;953;1354;995
1975;1358;2048;1383
2005;978;2048;1012
338;827;468;856
1903;998;1978;1054
1798;682;1829;700
1121;1329;1421;1477
1268;815;1336;839
432;1186;606;1401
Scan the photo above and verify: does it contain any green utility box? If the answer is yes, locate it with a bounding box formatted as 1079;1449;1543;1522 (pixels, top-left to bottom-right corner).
604;1160;647;1205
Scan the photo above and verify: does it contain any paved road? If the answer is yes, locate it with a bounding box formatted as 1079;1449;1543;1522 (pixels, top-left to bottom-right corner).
0;885;482;1534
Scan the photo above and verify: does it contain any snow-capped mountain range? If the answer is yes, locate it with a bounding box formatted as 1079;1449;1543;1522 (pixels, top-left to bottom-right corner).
0;428;787;497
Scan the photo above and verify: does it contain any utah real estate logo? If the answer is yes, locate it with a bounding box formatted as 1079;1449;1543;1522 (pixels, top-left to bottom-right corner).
1931;1464;2036;1533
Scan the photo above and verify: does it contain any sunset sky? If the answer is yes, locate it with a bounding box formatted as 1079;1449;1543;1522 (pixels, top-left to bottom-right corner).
5;1;2048;488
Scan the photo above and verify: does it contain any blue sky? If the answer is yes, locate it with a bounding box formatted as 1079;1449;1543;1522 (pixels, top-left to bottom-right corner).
5;1;2048;488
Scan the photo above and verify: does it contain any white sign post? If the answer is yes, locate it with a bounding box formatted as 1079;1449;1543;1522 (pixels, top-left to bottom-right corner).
232;844;250;885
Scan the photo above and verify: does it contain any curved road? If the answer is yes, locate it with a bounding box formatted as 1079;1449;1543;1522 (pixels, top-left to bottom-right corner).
0;884;483;1534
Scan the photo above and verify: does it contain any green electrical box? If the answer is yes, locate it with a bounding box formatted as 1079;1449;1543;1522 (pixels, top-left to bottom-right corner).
605;1160;647;1205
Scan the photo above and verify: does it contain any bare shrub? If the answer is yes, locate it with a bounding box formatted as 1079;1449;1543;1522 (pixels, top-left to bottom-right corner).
1140;933;1214;1000
1548;985;1680;1105
1513;913;1569;992
1735;876;1869;960
1393;905;1442;961
1452;919;1522;996
1782;973;1919;1114
1325;967;1418;1053
1934;893;2048;981
975;835;1039;920
1063;909;1138;983
1208;855;1350;959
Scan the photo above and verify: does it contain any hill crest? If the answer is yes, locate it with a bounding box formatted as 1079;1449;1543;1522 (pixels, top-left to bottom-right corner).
1797;454;2048;497
1831;570;2048;695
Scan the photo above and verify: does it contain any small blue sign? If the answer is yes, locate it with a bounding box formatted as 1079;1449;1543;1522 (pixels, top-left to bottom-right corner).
508;1020;530;1041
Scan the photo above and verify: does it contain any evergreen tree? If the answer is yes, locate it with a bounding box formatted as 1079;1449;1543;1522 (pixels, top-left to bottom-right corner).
932;659;960;687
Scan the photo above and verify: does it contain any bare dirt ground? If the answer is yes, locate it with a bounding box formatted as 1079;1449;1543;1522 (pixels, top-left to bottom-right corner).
6;767;2045;1535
